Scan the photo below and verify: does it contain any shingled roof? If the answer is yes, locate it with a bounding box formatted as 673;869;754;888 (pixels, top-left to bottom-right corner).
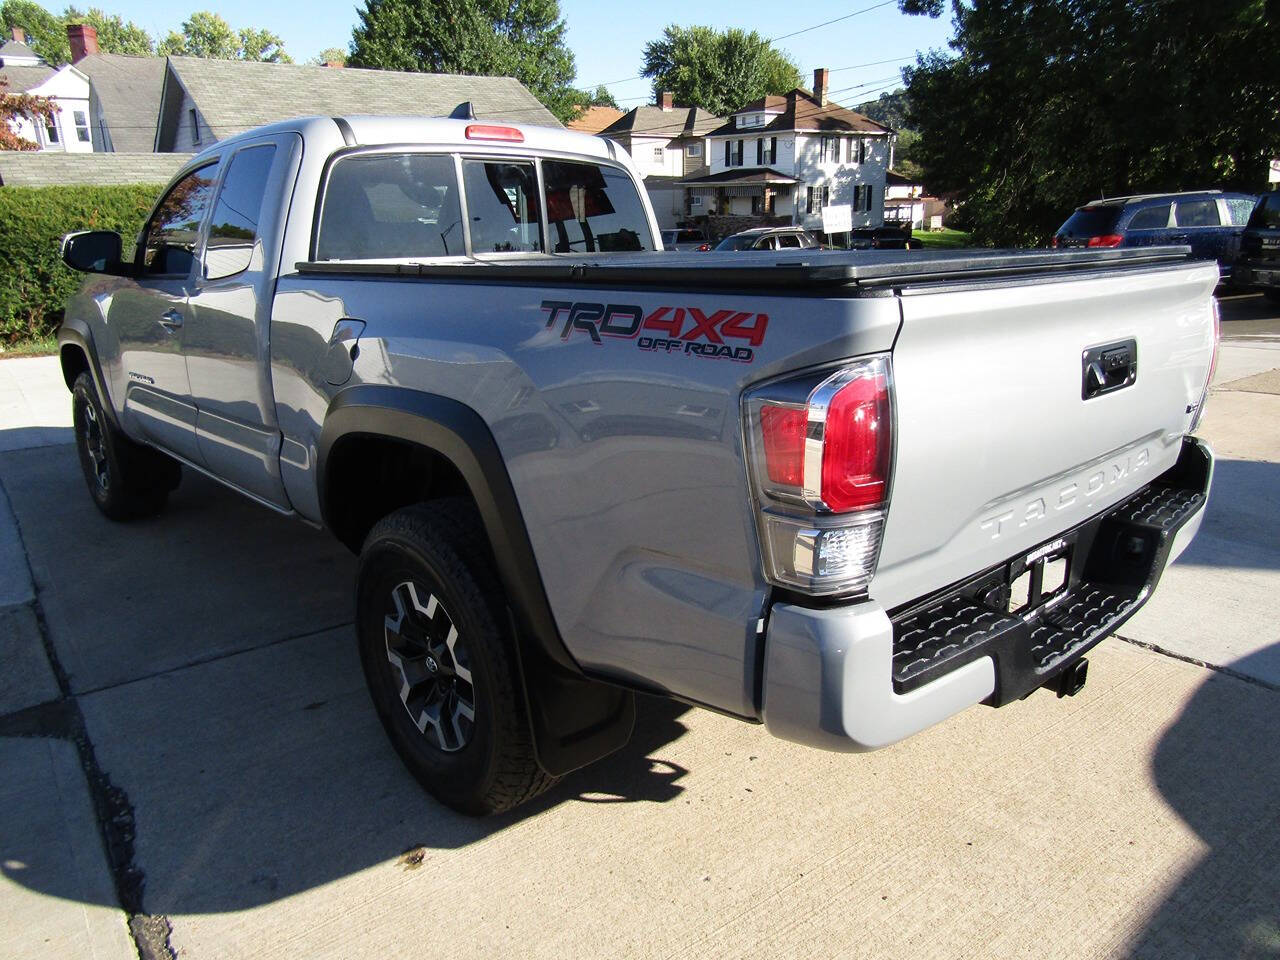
0;36;43;65
157;58;560;150
0;151;193;187
75;54;167;153
567;104;624;134
0;63;54;93
600;104;722;140
706;88;891;138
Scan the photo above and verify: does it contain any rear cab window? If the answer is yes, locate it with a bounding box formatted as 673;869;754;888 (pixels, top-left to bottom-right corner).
316;153;464;260
314;149;653;260
542;160;652;253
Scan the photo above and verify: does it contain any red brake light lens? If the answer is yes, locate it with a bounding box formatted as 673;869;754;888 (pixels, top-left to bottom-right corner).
759;404;806;486
1086;234;1123;248
821;372;890;511
465;124;524;143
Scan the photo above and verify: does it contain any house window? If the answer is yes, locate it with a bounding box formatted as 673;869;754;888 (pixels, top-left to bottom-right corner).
756;136;776;166
725;139;743;167
822;184;831;209
44;118;59;144
689;195;703;207
686;142;702;158
856;139;868;164
852;184;876;212
808;185;830;214
652;146;664;163
820;135;840;163
189;108;201;145
73;110;89;143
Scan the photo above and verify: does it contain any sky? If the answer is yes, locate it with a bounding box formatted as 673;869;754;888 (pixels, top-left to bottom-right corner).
97;0;956;106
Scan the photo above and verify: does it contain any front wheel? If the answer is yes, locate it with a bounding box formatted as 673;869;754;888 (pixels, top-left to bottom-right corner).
72;372;180;520
356;500;556;815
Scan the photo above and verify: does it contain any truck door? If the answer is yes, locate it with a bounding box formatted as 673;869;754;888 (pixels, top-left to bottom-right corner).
109;161;220;464
184;134;298;509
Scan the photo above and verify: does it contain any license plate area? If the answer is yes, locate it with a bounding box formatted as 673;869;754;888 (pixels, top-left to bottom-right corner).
1005;538;1074;617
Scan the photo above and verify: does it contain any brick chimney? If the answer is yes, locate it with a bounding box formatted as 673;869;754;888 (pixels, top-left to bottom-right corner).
66;23;98;62
660;91;673;111
11;26;26;44
813;68;829;106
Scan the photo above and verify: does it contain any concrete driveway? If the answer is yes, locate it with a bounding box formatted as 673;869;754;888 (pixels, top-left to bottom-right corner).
1;295;1277;960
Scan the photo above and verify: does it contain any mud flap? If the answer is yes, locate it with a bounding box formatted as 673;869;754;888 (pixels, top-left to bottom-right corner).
508;611;635;777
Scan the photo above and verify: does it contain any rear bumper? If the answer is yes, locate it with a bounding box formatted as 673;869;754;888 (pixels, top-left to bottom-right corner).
761;436;1213;752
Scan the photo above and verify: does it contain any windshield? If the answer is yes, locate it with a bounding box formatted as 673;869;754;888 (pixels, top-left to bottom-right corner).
1248;194;1280;230
1057;206;1122;238
716;233;760;250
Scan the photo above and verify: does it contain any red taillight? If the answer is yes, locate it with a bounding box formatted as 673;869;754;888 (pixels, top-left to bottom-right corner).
1087;234;1123;248
697;243;711;251
759;405;806;486
1051;235;1060;248
465;124;524;143
821;373;891;511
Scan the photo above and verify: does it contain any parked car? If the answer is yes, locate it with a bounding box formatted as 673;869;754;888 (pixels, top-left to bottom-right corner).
57;114;1216;816
713;226;820;251
660;227;710;252
848;226;922;250
1052;190;1256;277
1233;191;1280;301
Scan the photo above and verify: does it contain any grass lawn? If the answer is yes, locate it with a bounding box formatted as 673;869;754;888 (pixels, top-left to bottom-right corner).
0;335;58;358
916;228;973;249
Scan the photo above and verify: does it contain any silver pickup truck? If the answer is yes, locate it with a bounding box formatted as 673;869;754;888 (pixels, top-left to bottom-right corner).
56;114;1217;814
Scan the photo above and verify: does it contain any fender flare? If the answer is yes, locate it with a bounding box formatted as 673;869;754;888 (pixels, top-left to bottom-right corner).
56;320;122;431
317;385;636;775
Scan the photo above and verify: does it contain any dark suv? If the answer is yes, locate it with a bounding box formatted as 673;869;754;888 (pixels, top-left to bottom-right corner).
1053;191;1256;277
1234;191;1280;301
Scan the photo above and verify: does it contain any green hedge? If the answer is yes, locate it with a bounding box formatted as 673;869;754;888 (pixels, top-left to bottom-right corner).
0;184;162;346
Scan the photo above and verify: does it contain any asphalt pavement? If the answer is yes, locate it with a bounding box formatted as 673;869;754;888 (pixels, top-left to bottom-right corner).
0;295;1277;959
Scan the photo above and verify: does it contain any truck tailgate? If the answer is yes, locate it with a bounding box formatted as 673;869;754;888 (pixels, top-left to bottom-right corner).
872;261;1218;610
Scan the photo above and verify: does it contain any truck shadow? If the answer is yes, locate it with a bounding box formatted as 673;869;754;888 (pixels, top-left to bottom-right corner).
1125;644;1280;958
0;440;694;916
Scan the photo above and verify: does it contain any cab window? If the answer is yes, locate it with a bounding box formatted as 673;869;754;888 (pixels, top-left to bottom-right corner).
143;162;220;276
316;153;464;260
205;144;276;279
463;160;541;253
542;160;652;253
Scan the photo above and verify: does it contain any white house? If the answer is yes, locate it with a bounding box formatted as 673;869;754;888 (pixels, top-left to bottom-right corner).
687;69;894;232
600;94;722;228
0;27;93;152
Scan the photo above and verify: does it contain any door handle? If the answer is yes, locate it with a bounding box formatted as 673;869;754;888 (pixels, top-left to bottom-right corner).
158;309;184;330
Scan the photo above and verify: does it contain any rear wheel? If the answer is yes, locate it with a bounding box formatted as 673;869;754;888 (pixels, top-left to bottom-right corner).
72;372;180;520
356;500;556;815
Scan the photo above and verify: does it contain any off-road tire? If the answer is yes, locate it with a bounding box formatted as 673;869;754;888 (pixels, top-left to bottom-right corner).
356;499;557;815
72;372;181;520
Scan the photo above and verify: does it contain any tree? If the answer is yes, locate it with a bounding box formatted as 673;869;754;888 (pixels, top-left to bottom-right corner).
1;1;153;62
0;76;56;150
158;11;291;62
640;25;801;116
310;46;348;66
350;0;578;122
899;0;1280;246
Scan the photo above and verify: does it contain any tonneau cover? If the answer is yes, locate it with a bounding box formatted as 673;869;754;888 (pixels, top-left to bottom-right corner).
294;245;1193;290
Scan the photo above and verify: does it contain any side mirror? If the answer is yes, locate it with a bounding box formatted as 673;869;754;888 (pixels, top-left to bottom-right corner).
61;231;129;275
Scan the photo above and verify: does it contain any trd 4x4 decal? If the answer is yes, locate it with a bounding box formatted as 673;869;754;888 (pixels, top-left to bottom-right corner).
541;300;768;363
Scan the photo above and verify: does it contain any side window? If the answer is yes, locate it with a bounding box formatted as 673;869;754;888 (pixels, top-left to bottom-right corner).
1225;198;1255;226
463;160;541;254
143;162;220;276
542;160;652;253
1175;199;1221;228
1127;204;1170;230
778;234;801;248
205;144;276;280
758;236;776;250
316;153;464;260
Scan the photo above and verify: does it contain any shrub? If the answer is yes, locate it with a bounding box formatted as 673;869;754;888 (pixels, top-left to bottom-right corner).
0;184;162;345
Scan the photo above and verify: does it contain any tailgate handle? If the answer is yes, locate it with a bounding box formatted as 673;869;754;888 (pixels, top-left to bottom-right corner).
1082;339;1137;400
